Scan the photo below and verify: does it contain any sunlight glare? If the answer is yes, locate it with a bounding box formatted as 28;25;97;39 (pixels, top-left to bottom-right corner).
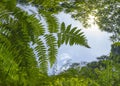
87;14;99;29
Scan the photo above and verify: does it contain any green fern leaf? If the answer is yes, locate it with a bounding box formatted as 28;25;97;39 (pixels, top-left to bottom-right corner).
57;33;62;47
35;38;48;74
26;14;45;35
61;22;65;32
40;11;59;33
45;34;57;67
58;22;90;48
14;10;45;42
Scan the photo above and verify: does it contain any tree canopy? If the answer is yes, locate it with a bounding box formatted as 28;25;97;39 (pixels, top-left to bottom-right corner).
61;0;120;42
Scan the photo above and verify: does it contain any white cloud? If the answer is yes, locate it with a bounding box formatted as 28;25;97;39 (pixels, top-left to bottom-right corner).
58;53;71;61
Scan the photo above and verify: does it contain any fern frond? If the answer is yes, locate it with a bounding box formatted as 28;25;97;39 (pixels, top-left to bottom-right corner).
0;37;20;83
45;34;58;67
57;33;62;48
13;9;45;42
0;14;39;81
25;14;45;36
0;0;16;11
35;38;48;74
61;22;65;32
17;46;39;85
40;11;59;33
58;22;90;48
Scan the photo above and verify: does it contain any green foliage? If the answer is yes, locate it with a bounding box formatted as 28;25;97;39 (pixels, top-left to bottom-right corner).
45;34;58;67
58;22;89;47
35;38;48;74
39;76;99;86
78;51;120;86
40;10;59;33
110;42;120;63
0;0;89;85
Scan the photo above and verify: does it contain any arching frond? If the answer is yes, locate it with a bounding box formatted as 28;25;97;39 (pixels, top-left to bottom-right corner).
0;36;20;85
58;22;90;48
45;34;58;67
14;9;45;42
40;11;59;33
35;38;48;74
0;10;40;84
